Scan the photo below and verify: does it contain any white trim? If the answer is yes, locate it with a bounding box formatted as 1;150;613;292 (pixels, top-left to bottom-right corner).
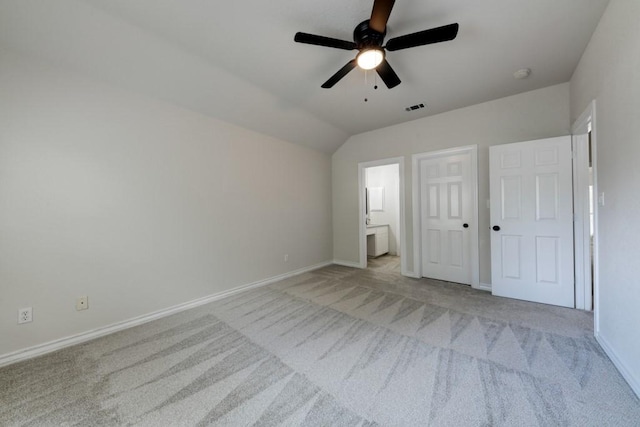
403;270;420;279
411;145;480;288
596;332;640;398
572;101;599;326
571;133;591;310
358;162;367;269
398;159;407;277
332;259;363;269
358;157;408;276
476;282;492;292
0;261;331;368
412;156;421;281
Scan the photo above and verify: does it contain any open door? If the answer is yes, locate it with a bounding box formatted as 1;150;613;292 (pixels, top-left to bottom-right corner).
489;136;575;307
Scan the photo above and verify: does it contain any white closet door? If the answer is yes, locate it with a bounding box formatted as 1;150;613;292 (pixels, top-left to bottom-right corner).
490;136;574;307
420;152;472;285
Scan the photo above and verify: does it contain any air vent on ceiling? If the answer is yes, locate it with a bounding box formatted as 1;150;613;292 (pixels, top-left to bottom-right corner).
405;103;425;112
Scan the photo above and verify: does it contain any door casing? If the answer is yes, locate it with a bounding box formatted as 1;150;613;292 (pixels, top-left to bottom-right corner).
572;100;599;317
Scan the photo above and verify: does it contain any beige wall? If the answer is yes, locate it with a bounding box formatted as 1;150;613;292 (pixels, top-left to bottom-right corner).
332;83;570;283
0;49;333;356
570;0;640;394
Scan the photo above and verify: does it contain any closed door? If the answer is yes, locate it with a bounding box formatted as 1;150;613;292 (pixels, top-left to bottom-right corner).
420;152;472;284
489;136;574;307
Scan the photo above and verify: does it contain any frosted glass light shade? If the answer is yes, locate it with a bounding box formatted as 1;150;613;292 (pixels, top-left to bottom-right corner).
357;49;384;70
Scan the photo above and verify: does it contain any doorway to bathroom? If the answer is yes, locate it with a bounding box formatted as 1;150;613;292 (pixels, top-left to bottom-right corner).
358;157;406;274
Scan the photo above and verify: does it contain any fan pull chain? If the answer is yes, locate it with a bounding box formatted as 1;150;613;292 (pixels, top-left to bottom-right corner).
364;70;369;102
364;70;379;102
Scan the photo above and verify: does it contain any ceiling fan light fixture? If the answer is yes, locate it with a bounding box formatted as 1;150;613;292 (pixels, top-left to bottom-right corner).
356;48;384;70
294;0;460;89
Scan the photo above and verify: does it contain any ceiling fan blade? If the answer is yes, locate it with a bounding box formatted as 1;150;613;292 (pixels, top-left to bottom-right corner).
294;32;357;50
376;59;401;89
369;0;395;33
386;23;459;51
321;59;357;88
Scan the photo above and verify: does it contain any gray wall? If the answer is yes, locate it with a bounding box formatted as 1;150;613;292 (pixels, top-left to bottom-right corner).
332;83;570;283
0;49;333;356
570;0;640;394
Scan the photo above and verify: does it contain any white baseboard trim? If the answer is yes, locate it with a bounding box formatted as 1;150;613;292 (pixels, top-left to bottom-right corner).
595;332;640;398
474;282;492;292
332;259;363;269
0;261;332;368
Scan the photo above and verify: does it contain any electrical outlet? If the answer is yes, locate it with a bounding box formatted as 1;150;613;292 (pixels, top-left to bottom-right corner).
76;296;88;311
18;307;32;324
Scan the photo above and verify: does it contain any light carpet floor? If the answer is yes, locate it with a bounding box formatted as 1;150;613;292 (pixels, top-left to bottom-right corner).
1;256;639;426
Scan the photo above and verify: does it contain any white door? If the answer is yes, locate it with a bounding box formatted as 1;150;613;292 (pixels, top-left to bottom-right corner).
420;152;473;284
490;136;575;307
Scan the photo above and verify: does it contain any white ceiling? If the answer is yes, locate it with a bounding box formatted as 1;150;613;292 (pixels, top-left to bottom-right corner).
0;0;610;153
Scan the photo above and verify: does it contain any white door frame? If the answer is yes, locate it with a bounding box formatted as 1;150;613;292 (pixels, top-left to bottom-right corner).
358;157;407;275
572;101;599;321
412;145;480;288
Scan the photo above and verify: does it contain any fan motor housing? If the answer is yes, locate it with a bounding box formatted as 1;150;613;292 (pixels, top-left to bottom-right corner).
354;20;385;48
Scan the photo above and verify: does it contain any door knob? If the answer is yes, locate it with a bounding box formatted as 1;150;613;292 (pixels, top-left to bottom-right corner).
492;225;501;231
463;223;469;228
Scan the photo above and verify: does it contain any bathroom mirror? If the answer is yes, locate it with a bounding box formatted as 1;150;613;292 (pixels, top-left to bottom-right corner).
368;187;384;211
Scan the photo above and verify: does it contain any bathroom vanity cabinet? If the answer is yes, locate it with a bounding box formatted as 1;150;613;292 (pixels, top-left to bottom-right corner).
366;224;389;257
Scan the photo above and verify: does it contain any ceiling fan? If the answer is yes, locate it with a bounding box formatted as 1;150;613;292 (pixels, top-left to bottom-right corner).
294;0;459;89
